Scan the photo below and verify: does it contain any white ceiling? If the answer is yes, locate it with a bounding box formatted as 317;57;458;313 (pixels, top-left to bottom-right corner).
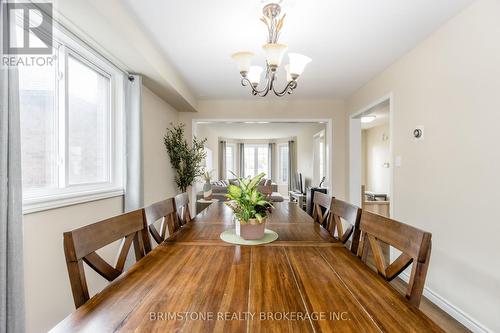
122;0;474;99
197;122;325;140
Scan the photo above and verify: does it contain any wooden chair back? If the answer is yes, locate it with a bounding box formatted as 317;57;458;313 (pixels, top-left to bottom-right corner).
63;209;146;308
175;193;192;225
311;191;332;227
327;198;362;254
357;211;432;307
143;198;180;254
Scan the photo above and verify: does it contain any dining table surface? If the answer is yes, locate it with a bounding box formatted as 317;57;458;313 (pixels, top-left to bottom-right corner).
51;201;444;333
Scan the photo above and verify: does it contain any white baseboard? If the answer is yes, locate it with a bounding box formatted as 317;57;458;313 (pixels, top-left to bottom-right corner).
400;272;493;333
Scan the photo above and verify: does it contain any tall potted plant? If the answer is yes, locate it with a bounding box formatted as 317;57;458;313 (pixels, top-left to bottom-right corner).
225;173;273;240
164;123;207;192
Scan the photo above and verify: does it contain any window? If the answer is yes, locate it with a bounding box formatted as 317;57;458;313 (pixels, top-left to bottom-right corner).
278;143;289;184
19;55;57;191
67;55;110;185
19;22;125;213
243;145;269;178
225;144;236;179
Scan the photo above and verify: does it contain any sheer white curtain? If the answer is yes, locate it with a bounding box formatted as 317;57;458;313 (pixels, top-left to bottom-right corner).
313;131;326;187
124;74;143;211
0;1;26;331
268;143;275;181
288;140;297;192
218;141;226;180
238;143;245;178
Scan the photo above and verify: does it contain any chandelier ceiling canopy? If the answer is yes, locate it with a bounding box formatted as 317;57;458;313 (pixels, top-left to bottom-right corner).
231;2;311;97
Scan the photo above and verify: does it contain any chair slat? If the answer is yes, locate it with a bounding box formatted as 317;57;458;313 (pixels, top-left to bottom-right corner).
149;224;163;245
331;215;345;240
367;234;387;278
114;233;135;272
83;252;121;281
340;225;354;244
386;253;413;281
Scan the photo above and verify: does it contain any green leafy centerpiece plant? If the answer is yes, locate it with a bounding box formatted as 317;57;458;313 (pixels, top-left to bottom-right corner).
164;123;207;192
225;172;273;240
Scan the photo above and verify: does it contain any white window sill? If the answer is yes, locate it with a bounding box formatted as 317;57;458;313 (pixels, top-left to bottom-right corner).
23;188;124;215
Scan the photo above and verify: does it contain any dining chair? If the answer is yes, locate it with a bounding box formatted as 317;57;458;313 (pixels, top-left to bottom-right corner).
327;198;362;254
63;209;146;308
175;192;192;226
357;211;432;307
143;197;180;254
311;191;332;227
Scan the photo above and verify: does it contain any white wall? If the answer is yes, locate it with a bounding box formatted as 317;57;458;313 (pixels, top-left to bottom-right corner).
23;86;179;333
362;123;390;195
297;124;326;189
142;86;180;205
195;125;220;179
180;99;347;199
347;0;500;331
348;118;362;206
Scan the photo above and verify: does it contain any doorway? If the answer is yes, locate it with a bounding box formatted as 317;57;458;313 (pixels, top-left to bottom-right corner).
192;119;334;209
349;95;393;218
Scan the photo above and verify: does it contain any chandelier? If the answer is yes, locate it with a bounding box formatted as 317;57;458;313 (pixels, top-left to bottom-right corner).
231;2;311;97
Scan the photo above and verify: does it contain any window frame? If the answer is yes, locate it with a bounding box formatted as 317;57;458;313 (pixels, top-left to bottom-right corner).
21;22;125;214
277;143;289;185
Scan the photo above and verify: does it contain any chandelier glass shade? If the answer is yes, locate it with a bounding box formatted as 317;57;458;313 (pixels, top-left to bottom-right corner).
231;2;311;97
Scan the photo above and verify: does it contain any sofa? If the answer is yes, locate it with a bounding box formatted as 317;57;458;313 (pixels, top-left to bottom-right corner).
197;178;285;202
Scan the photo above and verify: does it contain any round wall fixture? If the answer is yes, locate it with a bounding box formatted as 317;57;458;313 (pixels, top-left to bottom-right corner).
413;128;423;138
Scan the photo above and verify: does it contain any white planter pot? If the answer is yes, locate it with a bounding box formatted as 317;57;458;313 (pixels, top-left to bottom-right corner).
234;217;266;240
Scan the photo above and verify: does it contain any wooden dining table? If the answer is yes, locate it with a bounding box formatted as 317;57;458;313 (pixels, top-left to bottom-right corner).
51;202;443;332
